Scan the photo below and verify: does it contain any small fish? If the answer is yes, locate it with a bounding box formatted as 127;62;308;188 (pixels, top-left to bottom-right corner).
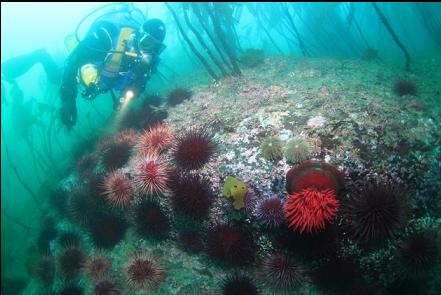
222;176;248;210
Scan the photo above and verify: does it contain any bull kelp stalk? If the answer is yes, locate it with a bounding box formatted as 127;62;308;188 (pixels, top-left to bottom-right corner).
415;3;441;46
353;15;370;49
24;136;50;173
165;2;219;81
281;3;310;57
245;3;284;55
204;2;242;76
182;4;229;78
190;3;234;74
372;2;411;71
1;209;35;232
1;126;44;215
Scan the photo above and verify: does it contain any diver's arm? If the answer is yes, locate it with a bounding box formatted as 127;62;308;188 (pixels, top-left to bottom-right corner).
59;23;114;128
130;56;160;96
60;25;112;104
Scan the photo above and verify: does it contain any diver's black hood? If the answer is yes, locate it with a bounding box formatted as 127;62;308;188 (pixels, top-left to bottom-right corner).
142;19;166;42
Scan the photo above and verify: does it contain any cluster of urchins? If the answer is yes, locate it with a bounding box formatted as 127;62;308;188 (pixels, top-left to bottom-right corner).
34;120;438;295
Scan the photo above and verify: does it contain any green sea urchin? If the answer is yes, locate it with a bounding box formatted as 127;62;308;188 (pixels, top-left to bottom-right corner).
261;137;283;162
284;137;311;164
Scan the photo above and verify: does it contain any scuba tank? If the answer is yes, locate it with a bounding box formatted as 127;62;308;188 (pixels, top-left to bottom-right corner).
65;2;145;54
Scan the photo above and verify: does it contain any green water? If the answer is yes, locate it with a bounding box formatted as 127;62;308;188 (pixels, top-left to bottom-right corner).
1;2;441;295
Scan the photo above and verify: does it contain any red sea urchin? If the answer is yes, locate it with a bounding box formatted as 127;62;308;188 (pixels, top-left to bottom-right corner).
126;252;166;292
132;155;170;195
284;188;339;234
94;279;121;295
34;255;55;285
101;140;132;171
88;214;128;249
343;177;408;244
58;285;84;295
172;128;216;171
101;170;134;208
207;224;256;266
58;247;86;278
257;254;307;292
115;129;138;146
136;123;174;156
221;273;259;295
398;230;439;277
85;254;112;280
170;174;214;220
134;199;170;240
285;160;345;196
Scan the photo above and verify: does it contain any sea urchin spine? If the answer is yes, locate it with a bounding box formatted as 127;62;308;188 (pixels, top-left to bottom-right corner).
136;123;174;156
101;170;134;208
126;252;166;291
132;155;170;195
172;128;216;171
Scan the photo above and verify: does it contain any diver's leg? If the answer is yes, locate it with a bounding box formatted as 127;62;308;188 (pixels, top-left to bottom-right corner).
1;49;61;84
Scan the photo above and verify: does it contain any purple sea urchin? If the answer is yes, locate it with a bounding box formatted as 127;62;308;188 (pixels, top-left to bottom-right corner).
255;197;285;228
172;128;216;171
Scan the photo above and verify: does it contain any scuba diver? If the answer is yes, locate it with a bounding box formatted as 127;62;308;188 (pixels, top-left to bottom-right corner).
60;4;166;130
1;3;166;130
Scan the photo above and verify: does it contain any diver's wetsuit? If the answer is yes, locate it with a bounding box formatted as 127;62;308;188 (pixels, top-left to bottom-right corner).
60;19;160;128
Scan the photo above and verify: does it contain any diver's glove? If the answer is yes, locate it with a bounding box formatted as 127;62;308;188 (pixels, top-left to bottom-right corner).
60;83;78;130
60;99;77;130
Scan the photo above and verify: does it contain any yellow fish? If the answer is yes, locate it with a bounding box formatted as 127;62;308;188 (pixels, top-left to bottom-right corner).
222;176;248;210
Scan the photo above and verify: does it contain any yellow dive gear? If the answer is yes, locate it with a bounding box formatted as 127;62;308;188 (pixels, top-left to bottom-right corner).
78;64;99;87
101;27;136;78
